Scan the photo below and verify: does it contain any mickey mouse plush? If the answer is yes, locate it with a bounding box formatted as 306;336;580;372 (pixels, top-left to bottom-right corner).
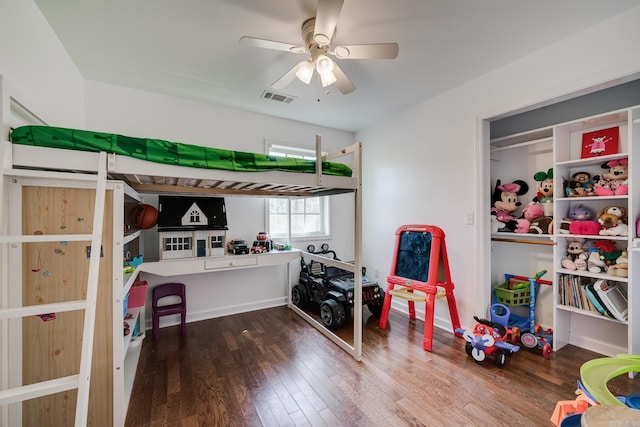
533;168;553;203
491;179;529;232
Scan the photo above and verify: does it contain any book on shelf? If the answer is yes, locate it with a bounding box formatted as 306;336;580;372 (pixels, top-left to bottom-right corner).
558;274;624;319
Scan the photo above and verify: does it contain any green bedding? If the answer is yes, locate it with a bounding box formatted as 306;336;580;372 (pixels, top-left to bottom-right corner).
10;126;352;177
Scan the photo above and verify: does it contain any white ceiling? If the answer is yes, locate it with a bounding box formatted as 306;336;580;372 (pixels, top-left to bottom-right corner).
35;0;640;133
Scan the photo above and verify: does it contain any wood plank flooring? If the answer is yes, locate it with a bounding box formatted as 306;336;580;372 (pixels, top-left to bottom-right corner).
125;307;638;426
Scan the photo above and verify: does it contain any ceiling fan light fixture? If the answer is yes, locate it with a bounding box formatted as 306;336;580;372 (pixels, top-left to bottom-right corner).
320;69;337;87
315;54;333;75
295;60;315;84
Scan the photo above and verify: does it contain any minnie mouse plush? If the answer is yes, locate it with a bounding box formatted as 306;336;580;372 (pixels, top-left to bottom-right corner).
491;179;529;232
593;158;628;196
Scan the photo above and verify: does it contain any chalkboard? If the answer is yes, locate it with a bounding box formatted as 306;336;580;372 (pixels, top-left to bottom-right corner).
394;230;432;283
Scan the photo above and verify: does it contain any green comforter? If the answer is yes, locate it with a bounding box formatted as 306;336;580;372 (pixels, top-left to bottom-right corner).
10;126;352;177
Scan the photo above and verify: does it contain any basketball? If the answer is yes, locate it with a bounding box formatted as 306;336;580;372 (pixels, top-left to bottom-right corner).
129;204;158;229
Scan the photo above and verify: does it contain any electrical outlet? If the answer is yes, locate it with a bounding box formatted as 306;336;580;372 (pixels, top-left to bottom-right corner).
374;269;379;278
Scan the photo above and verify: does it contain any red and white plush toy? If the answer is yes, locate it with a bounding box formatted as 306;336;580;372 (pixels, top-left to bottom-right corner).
593;158;628;196
598;206;629;236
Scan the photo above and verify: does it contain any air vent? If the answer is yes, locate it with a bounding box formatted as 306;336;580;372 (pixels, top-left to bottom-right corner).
261;90;295;104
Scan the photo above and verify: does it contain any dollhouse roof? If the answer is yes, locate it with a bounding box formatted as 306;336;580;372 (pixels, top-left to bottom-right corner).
157;196;228;231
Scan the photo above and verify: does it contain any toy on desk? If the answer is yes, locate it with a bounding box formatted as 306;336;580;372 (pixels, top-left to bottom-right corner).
251;231;273;254
455;308;520;369
491;179;530;233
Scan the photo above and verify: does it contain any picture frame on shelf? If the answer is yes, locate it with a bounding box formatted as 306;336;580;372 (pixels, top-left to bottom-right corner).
581;126;619;158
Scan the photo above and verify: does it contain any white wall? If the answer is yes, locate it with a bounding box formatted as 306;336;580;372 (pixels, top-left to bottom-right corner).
84;81;356;326
357;5;640;331
0;0;84;127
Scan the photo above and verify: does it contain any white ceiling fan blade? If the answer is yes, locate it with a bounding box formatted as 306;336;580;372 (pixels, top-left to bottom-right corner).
332;43;399;59
271;61;306;90
314;0;344;46
332;62;355;95
240;36;306;54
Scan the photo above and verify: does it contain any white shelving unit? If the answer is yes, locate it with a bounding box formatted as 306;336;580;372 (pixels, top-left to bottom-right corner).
490;105;639;359
112;182;145;426
552;106;638;358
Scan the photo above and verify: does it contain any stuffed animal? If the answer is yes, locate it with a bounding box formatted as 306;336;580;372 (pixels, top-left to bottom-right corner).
521;203;553;234
592;239;622;267
561;238;588;271
533;168;554;216
587;248;606;273
533;168;554;203
491;179;529;232
597;206;629;236
567;172;594;197
607;250;628;277
593;158;629;196
567;204;601;235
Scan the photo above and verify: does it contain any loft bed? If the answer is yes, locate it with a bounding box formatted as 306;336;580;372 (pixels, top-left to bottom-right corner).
7;125;360;198
1;104;365;368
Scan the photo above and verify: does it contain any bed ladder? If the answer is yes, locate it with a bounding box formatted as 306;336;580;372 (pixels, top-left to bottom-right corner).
0;152;108;426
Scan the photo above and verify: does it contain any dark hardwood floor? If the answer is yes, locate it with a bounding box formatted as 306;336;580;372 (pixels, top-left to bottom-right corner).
125;307;638;426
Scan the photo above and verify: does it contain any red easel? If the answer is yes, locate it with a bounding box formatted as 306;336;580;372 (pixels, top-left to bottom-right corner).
378;224;461;351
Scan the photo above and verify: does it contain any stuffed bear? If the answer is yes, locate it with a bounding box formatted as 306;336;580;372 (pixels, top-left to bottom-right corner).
567;172;594;197
593;158;628;196
567;204;601;235
597;206;629;236
607;250;628;277
491;179;529;232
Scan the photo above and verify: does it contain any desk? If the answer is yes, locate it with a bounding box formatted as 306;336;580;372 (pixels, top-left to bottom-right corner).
139;249;302;276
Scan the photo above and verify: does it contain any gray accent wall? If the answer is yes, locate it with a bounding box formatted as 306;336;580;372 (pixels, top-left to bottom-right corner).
491;79;640;139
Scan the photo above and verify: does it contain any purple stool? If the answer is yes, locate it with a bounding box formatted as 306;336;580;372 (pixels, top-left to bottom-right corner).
152;283;186;340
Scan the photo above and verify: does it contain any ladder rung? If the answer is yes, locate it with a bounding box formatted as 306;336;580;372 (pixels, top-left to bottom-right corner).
0;375;80;406
0;300;86;320
0;234;92;244
3;168;99;181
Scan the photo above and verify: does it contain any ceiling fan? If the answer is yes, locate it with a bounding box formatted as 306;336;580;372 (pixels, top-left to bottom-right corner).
239;0;399;95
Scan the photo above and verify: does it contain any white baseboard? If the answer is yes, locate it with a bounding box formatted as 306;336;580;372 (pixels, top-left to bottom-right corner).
144;296;288;330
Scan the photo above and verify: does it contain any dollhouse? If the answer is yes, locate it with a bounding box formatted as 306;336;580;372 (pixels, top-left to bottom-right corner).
157;195;228;260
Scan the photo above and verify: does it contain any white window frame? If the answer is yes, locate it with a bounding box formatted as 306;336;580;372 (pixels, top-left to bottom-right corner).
265;139;330;241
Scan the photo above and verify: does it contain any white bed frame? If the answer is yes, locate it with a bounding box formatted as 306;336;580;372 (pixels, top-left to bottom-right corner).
0;75;365;424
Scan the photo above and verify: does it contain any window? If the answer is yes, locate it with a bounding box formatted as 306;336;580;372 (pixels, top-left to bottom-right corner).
266;140;330;239
163;236;192;251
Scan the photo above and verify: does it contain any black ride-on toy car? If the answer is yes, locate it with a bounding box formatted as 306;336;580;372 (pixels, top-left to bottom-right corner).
291;244;384;330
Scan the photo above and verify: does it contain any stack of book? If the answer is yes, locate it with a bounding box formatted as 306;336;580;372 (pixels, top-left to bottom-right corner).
558;275;628;321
